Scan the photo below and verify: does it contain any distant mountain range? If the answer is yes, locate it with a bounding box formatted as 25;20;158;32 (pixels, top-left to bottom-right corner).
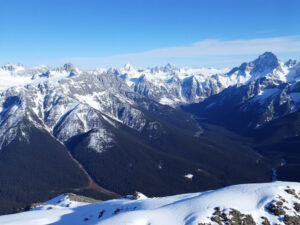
0;52;299;214
183;52;300;130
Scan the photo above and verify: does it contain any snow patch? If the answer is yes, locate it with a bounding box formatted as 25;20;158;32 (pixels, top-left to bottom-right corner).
88;129;114;153
184;174;194;179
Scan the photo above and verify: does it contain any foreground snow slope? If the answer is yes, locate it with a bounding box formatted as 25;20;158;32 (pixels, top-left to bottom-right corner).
1;182;300;225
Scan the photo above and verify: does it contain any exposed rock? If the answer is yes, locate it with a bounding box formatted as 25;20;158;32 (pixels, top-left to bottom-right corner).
261;216;271;225
210;207;256;225
266;200;286;216
283;215;300;225
294;203;300;212
65;193;100;203
285;188;300;199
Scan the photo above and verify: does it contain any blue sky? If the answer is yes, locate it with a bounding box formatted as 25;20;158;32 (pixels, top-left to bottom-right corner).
0;0;300;69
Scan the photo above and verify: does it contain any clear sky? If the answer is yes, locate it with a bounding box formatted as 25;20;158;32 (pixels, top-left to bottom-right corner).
0;0;300;69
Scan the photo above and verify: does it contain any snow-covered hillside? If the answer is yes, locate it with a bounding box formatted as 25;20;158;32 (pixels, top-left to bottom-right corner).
1;182;300;225
0;60;231;152
0;63;159;151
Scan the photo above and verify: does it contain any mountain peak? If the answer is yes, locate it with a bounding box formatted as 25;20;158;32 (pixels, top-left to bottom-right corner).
59;63;80;76
63;63;76;72
2;63;25;71
123;62;134;71
227;52;281;78
165;63;175;69
161;63;177;72
250;52;280;76
254;52;279;66
259;51;277;58
284;59;297;68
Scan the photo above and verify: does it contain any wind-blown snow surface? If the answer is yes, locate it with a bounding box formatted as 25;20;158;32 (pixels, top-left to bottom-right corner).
1;182;300;225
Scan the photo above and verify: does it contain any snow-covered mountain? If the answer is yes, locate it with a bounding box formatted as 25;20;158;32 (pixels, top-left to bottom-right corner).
1;52;300;215
0;61;232;151
0;62;165;151
103;63;230;106
183;52;300;130
0;59;252;151
101;52;299;109
1;181;300;225
2;52;299;114
0;63;80;91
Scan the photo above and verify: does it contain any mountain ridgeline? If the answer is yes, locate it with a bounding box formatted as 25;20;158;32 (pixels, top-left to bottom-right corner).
0;52;299;214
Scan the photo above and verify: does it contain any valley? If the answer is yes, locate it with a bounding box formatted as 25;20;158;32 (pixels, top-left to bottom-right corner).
0;52;299;215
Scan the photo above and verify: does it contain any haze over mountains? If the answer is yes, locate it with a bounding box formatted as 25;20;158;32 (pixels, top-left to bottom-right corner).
0;52;300;215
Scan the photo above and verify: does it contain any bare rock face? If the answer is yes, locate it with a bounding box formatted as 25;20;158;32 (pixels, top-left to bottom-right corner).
283;215;300;225
261;216;271;225
266;200;287;216
285;188;300;199
294;203;300;212
207;207;256;225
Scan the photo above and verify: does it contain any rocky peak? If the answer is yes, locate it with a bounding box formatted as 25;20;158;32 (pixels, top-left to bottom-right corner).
285;59;297;68
161;63;177;73
228;52;280;78
123;63;134;71
2;63;25;72
62;63;76;72
251;52;280;73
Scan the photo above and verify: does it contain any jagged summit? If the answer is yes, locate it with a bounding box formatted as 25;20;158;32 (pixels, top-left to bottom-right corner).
0;53;299;108
62;62;75;72
227;52;282;80
285;59;298;68
161;63;178;72
123;62;134;71
60;63;80;75
1;63;25;72
257;51;278;61
251;51;280;73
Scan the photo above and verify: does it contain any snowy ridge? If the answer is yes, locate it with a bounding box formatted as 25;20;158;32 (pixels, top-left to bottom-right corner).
107;63;231;106
0;70;154;152
1;52;299;109
1;182;300;225
0;63;80;92
1;52;300;150
183;52;300;129
0;61;230;152
101;52;300;107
